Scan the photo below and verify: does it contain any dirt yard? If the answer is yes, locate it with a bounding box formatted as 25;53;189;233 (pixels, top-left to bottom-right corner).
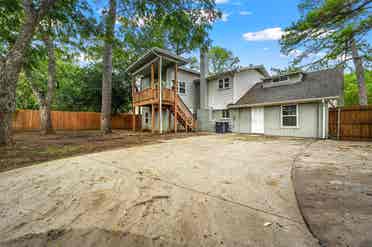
0;134;319;247
0;130;205;173
293;140;372;247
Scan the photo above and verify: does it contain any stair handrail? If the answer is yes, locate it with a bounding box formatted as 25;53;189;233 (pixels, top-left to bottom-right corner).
176;95;193;119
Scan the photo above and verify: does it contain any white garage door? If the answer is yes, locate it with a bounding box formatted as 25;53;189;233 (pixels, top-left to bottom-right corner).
251;107;264;134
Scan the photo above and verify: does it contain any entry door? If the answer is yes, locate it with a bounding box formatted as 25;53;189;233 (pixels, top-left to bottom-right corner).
251;107;264;134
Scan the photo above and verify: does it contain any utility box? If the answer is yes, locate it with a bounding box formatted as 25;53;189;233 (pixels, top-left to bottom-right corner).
215;122;229;133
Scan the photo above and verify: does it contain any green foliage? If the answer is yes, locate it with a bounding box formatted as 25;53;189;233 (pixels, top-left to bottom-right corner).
9;0;220;115
17;60;132;114
281;0;371;69
208;46;240;74
16;74;38;110
344;70;372;105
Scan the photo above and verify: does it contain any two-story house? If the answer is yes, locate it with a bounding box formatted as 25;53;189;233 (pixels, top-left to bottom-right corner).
126;47;268;133
127;48;343;138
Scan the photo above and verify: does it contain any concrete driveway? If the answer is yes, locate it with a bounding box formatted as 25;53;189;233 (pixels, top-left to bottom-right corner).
0;134;318;247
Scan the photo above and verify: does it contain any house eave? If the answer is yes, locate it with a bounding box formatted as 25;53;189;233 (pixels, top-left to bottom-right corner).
228;96;339;109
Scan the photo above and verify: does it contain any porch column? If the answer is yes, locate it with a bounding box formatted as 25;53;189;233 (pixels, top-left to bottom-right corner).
131;78;136;131
174;64;178;133
168;108;171;132
151;63;155;89
159;57;163;134
151;104;155;133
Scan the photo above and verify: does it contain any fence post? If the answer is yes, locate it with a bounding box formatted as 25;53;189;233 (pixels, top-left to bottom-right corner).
337;107;341;140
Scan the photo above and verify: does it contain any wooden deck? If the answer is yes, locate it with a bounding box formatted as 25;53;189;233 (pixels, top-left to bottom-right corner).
133;88;175;106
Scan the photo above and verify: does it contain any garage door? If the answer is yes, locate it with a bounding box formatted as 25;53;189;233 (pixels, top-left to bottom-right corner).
251;107;264;134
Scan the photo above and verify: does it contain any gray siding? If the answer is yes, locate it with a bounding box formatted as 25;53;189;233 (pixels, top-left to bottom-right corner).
141;107;174;132
231;108;251;133
167;68;199;113
264;103;320;138
197;109;215;132
231;102;328;138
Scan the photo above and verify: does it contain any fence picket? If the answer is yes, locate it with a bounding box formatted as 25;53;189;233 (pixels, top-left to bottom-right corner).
329;105;372;140
12;110;141;131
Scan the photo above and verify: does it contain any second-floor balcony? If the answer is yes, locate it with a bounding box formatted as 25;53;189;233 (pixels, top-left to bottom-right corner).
133;87;176;106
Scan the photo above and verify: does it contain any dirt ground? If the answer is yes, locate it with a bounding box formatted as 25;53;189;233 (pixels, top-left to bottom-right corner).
0;134;318;247
0;130;205;173
293;140;372;247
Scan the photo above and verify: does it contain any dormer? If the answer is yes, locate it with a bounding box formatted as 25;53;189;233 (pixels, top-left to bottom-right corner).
262;72;304;88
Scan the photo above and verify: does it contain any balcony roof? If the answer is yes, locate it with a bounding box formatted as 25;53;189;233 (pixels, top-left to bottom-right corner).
126;47;189;75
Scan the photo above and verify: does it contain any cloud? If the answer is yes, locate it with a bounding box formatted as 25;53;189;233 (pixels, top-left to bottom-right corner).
263;47;269;51
216;0;229;4
221;12;229;22
239;11;252;16
243;27;284;41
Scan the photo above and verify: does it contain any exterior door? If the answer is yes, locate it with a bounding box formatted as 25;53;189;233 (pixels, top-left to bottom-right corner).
251;107;264;134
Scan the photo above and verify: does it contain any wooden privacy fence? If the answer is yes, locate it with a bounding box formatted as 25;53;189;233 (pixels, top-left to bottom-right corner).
329;105;372;141
12;110;141;131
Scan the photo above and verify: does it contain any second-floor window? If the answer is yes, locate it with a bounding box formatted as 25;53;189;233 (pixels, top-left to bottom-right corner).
218;77;231;89
222;110;230;118
178;81;186;94
224;78;230;88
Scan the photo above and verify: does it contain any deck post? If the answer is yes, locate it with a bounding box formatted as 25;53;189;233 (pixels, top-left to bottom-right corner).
151;63;154;89
159;57;163;134
132;78;136;131
168;108;171;132
151;104;155;133
174;64;178;133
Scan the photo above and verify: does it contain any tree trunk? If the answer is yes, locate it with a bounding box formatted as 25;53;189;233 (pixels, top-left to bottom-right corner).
41;32;56;135
199;46;209;109
351;38;368;105
101;0;116;134
0;112;13;145
40;104;53;134
0;0;57;145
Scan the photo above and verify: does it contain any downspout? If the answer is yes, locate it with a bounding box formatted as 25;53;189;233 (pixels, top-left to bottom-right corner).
322;99;326;139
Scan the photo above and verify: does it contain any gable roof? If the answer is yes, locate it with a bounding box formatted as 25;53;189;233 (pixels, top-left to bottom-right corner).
229;68;344;108
178;67;200;75
126;47;188;74
206;65;269;81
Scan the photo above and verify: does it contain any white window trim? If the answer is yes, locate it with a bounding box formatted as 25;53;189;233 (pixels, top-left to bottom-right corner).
280;104;299;128
218;77;232;90
221;109;231;120
178;81;186;95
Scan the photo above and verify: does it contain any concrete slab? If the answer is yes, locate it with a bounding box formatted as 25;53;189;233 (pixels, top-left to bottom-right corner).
0;134;318;247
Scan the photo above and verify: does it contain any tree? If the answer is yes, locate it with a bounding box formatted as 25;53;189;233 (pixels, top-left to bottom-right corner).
0;0;58;145
26;30;56;134
23;0;94;135
344;70;372;105
101;0;116;134
208;46;240;74
280;0;372;105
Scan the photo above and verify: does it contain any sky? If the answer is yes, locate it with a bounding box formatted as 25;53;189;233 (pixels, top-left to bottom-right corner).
210;0;303;71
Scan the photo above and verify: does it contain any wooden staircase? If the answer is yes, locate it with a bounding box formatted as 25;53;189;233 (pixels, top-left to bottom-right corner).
173;95;196;132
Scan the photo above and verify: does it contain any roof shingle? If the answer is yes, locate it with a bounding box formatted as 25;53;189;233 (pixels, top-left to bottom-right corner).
232;68;344;107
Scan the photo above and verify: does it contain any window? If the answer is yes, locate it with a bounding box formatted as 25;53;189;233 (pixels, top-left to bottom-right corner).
178;81;186;94
281;105;298;127
224;78;230;88
222;110;230;119
218;79;224;89
218;77;231;89
273;75;289;83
